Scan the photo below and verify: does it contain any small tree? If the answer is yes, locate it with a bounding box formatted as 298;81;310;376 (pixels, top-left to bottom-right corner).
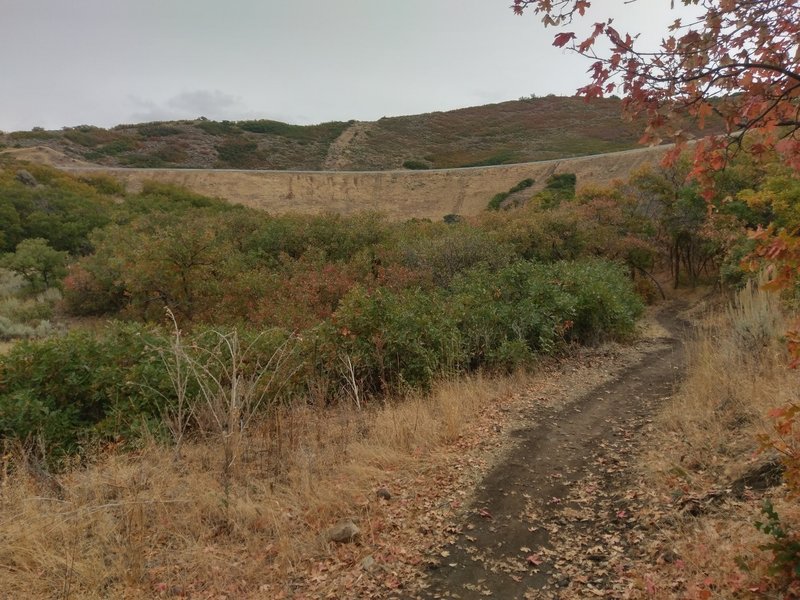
1;238;68;292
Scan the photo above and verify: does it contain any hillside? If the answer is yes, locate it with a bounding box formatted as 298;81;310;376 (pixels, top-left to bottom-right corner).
0;97;649;171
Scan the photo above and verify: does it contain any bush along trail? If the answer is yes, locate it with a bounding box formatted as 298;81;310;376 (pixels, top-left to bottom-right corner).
409;303;688;599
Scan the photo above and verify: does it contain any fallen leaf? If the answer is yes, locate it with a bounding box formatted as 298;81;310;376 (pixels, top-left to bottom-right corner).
527;554;544;566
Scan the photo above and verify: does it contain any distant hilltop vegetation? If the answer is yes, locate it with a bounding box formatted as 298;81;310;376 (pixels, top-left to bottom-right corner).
0;96;652;171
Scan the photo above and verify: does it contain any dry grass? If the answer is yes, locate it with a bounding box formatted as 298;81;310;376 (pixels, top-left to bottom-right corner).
0;372;519;599
47;144;673;221
630;277;800;597
651;277;789;487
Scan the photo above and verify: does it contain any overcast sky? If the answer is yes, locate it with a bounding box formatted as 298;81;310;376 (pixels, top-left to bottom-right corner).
0;1;696;132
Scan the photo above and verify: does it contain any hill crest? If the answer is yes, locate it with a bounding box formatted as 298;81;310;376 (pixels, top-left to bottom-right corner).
0;97;647;171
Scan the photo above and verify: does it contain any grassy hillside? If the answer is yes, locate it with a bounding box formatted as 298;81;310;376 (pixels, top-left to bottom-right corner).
355;96;645;169
0;97;652;171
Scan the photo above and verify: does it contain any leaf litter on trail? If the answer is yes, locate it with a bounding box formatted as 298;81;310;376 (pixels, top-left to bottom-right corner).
275;319;674;599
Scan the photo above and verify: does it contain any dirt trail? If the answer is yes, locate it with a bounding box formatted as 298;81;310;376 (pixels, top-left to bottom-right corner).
323;121;375;170
410;305;688;599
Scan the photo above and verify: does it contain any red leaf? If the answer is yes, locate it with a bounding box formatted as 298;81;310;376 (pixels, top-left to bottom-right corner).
527;553;544;566
553;32;576;48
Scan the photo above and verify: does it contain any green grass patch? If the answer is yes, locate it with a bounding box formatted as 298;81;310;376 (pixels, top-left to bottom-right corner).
488;178;535;211
237;119;349;143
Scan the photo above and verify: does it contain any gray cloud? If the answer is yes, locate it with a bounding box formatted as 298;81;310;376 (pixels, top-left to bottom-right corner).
0;0;701;131
128;90;249;123
167;90;240;115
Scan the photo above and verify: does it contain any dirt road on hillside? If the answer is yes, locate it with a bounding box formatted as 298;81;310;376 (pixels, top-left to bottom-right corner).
408;306;688;599
323;121;376;170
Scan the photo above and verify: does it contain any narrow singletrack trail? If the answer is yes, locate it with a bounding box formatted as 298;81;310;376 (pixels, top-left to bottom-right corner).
409;305;688;599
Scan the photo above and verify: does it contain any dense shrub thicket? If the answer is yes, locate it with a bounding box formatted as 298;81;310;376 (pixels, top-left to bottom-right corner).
3;154;785;457
0;257;642;455
0;164;114;254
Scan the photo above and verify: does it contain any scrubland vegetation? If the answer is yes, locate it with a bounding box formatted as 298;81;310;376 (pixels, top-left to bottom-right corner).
0;97;663;171
626;276;800;598
1;159;653;458
0;146;799;597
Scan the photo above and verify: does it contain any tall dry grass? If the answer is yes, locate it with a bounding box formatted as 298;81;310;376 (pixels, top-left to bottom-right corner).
632;276;800;597
0;372;518;598
655;275;790;481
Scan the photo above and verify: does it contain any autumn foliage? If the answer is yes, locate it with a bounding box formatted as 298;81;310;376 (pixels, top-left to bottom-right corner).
514;0;799;178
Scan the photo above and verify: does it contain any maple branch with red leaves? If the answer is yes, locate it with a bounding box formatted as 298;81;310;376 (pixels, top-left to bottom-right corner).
513;0;800;170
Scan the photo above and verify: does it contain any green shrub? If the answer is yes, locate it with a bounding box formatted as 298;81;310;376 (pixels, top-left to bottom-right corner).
451;262;576;369
246;213;385;263
0;168;114;254
0;321;302;456
8;130;58;141
78;174;126;195
491;339;536;371
93;138;136;157
487;178;535;211
137;124;182;137
402;159;431;170
0;323;172;456
0;316;54;341
130;182;233;213
216;139;259;167
755;499;800;582
1;238;68;292
721;237;758;288
323;286;462;394
546;259;643;343
237;119;348;143
460;149;519;168
487;192;509;211
196;120;239;136
450;259;642;369
400;224;513;286
0;389;77;452
544;173;577;200
509;178;535;194
63;127;119;148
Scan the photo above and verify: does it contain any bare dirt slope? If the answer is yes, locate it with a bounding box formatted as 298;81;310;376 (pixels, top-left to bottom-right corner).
0;146;95;168
409;305;687;599
14;144;675;220
323;121;376;170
